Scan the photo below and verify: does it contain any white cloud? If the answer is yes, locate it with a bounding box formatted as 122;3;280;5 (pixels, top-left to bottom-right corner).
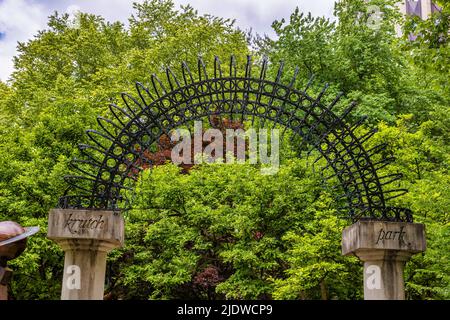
66;4;82;28
0;0;48;81
172;0;336;37
0;0;336;82
66;4;81;15
65;0;136;25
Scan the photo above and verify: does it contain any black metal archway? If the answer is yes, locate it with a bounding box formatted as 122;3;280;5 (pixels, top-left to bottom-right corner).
59;56;412;222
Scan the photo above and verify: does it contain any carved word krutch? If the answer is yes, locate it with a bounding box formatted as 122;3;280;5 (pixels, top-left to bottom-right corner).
63;213;105;235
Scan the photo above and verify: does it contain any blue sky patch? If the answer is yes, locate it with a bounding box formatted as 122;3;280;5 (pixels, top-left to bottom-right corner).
0;32;5;40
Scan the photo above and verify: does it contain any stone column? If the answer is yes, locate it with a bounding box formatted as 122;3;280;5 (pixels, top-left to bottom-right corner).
342;220;426;300
48;209;124;300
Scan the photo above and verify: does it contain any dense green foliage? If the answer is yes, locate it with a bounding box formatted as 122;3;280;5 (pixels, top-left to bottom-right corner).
0;0;448;299
0;0;248;299
109;160;361;300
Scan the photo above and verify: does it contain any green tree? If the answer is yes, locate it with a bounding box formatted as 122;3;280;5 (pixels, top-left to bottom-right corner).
255;0;450;299
107;159;361;300
0;0;448;300
260;0;449;124
364;116;450;299
0;0;248;299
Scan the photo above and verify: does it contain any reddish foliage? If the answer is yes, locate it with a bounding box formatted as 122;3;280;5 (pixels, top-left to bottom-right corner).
253;231;264;240
193;265;223;290
132;116;246;175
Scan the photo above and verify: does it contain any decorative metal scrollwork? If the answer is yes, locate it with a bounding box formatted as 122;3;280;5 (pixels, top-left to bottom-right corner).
59;55;412;222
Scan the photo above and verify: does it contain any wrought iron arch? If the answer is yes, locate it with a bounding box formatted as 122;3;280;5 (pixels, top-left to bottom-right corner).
60;55;412;222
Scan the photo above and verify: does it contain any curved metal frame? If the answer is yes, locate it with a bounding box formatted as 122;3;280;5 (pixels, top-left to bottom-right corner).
59;56;412;222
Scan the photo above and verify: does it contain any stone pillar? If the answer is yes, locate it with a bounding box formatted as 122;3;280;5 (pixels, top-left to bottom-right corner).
342;220;426;300
48;209;124;300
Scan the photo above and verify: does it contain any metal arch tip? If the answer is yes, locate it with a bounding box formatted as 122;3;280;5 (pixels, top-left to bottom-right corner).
181;61;194;85
197;57;208;81
135;81;155;106
150;73;167;98
274;60;285;83
165;67;181;90
244;55;252;78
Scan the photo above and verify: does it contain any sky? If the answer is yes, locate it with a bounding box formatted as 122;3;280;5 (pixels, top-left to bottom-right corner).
0;0;336;82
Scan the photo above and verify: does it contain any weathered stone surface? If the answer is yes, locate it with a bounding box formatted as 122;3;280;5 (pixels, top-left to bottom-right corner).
342;220;426;255
47;209;125;300
342;221;426;300
48;209;124;246
59;240;114;300
361;251;412;300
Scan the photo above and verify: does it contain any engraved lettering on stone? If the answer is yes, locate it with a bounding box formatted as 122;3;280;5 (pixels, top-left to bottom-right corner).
63;213;105;234
376;226;406;244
